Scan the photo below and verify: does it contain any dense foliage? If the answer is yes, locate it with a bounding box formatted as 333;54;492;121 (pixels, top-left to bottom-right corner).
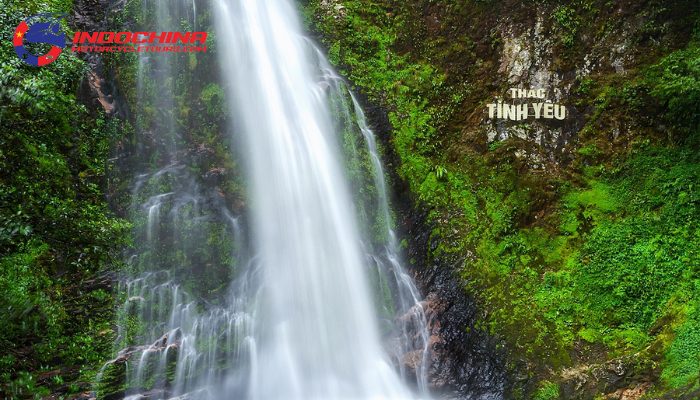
0;0;129;397
1;0;698;398
303;0;700;398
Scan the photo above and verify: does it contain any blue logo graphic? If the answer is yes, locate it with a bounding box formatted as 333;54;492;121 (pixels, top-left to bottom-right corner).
13;13;67;67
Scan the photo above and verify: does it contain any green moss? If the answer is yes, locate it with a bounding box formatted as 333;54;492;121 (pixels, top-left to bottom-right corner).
200;83;226;116
553;5;580;48
647;43;700;144
305;0;700;397
662;297;700;389
533;380;560;400
95;359;127;400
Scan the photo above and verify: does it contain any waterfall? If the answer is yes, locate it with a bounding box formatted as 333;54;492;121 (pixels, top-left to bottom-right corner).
100;0;431;399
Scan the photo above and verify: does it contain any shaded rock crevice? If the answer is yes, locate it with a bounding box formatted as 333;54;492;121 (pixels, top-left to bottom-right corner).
357;96;510;399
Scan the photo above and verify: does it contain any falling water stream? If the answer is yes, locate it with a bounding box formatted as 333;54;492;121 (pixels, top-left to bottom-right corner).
101;0;430;399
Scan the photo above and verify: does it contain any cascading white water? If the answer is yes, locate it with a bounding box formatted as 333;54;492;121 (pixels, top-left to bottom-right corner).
101;1;431;399
214;1;418;398
311;47;431;395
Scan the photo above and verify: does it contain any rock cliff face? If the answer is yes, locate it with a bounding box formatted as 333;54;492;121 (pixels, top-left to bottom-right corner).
306;0;700;399
472;1;680;168
413;245;508;400
360;98;510;399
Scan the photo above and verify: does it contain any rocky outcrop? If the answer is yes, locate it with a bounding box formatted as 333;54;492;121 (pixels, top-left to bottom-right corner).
73;0;130;119
417;255;508;399
96;331;181;400
396;206;508;399
558;354;656;400
356;89;509;399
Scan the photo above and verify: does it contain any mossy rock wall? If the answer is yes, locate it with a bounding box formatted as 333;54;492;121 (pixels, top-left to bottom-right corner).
304;0;700;398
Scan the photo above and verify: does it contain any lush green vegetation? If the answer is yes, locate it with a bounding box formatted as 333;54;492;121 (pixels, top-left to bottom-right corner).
0;0;249;396
304;0;700;398
0;1;130;397
1;0;698;398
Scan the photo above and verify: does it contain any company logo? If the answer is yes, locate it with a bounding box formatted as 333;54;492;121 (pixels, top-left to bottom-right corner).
11;14;208;67
13;13;67;67
71;31;208;53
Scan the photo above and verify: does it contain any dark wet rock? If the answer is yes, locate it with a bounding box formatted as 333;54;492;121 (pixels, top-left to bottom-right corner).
355;83;509;399
73;0;133;123
96;332;181;400
559;353;658;400
416;264;507;400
